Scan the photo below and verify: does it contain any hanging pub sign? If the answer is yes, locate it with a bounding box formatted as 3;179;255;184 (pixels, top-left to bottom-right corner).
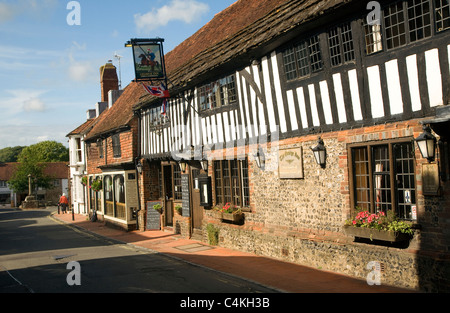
125;38;166;82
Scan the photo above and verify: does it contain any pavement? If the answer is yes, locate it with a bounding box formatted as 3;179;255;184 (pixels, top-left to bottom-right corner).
50;210;414;293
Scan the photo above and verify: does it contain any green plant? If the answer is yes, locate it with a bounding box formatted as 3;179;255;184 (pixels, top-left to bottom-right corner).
345;207;413;234
206;223;219;246
153;203;162;214
90;179;102;192
175;204;182;215
81;176;88;186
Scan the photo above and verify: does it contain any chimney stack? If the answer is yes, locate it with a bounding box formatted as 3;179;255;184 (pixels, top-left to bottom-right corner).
100;60;119;102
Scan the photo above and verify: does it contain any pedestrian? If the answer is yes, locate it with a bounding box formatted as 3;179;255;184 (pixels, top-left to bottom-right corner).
59;193;69;214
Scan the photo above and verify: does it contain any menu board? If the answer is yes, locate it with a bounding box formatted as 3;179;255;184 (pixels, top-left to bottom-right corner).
146;201;161;230
181;174;190;217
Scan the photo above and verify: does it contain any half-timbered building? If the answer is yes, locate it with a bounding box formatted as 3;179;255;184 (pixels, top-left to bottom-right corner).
134;0;450;291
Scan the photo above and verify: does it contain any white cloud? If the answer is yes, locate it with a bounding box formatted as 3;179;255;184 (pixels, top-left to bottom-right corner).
66;42;95;83
0;3;15;22
0;89;49;120
135;0;209;33
23;97;46;112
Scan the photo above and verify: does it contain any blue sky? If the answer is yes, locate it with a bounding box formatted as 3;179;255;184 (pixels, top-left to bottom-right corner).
0;0;236;149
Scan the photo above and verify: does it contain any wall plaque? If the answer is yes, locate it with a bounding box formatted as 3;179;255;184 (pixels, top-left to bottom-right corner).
279;147;304;179
422;163;440;196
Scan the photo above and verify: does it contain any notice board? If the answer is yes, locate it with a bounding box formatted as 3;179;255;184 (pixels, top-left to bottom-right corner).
146;201;161;230
181;174;190;217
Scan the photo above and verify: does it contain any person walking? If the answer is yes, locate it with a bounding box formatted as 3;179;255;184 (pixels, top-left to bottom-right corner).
59;193;69;214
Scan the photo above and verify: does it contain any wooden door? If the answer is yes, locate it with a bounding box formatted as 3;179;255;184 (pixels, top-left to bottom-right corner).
163;165;174;227
191;168;203;231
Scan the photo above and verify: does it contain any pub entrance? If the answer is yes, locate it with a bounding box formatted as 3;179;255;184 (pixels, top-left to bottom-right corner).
163;164;174;227
190;167;203;238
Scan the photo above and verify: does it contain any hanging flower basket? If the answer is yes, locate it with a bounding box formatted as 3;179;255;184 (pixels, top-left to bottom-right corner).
81;176;88;186
90;179;102;192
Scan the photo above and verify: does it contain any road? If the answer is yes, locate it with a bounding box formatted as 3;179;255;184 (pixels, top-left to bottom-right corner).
0;208;278;294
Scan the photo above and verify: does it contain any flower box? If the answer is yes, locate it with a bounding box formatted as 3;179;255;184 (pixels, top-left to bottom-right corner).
222;212;244;224
343;226;411;242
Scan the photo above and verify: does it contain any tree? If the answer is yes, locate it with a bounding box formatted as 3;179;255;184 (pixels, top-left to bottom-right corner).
0;146;26;162
18;141;69;163
7;157;51;194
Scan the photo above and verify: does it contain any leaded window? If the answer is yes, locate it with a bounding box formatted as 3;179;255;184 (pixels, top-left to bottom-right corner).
435;0;450;31
351;141;416;220
198;74;237;111
213;158;250;208
282;34;323;81
328;22;355;67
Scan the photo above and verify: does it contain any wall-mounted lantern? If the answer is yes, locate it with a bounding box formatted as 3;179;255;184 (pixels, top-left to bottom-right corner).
254;146;265;170
179;161;188;173
415;125;437;163
311;138;327;168
136;160;143;174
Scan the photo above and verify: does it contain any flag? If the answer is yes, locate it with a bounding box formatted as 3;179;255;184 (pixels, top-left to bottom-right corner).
142;83;170;98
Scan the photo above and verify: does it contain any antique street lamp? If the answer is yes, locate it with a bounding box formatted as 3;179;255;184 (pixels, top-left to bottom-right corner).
415;125;436;162
311;138;327;168
136;160;143;174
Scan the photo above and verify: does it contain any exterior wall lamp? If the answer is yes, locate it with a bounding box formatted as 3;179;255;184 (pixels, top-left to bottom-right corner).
136;160;143;174
311;138;327;168
254;146;265;170
415;125;437;163
200;160;208;172
179;161;188;172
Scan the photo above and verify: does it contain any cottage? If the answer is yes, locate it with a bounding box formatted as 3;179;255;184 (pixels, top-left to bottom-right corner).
132;0;450;291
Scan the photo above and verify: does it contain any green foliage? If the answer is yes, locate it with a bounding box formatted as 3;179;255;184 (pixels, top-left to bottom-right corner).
7;157;52;194
18;141;69;163
0;146;26;162
345;207;413;234
206;224;219;246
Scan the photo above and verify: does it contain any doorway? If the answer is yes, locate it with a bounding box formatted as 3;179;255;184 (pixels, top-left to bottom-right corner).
190;167;204;237
163;165;174;227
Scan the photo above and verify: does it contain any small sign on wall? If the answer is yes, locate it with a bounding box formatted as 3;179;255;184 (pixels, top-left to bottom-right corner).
278;147;304;179
422;163;440;196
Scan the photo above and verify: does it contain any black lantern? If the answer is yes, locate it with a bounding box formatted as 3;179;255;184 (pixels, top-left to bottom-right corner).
179;161;187;172
200;160;208;172
311;138;327;168
136;160;143;174
415;125;436;162
254;146;265;170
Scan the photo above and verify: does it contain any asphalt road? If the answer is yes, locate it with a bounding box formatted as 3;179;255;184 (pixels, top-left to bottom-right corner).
0;208;277;294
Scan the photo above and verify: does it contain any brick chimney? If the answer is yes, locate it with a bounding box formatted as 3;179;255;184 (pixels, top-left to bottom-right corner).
100;60;119;102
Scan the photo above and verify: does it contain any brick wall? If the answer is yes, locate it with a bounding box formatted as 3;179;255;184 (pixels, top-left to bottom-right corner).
201;119;450;292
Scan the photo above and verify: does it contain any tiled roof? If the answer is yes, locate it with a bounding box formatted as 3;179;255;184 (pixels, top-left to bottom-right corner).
135;0;352;110
43;162;69;179
0;162;68;180
0;163;18;180
84;81;146;141
66;118;97;137
164;0;288;75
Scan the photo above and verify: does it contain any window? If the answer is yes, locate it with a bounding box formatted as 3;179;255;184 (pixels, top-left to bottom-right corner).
435;0;450;31
75;138;82;163
97;139;103;158
198;74;237;111
173;165;182;200
383;0;432;49
328;22;355;66
112;134;121;158
0;181;7;188
282;34;323;81
213;158;250;208
364;18;384;54
351;141;416;220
